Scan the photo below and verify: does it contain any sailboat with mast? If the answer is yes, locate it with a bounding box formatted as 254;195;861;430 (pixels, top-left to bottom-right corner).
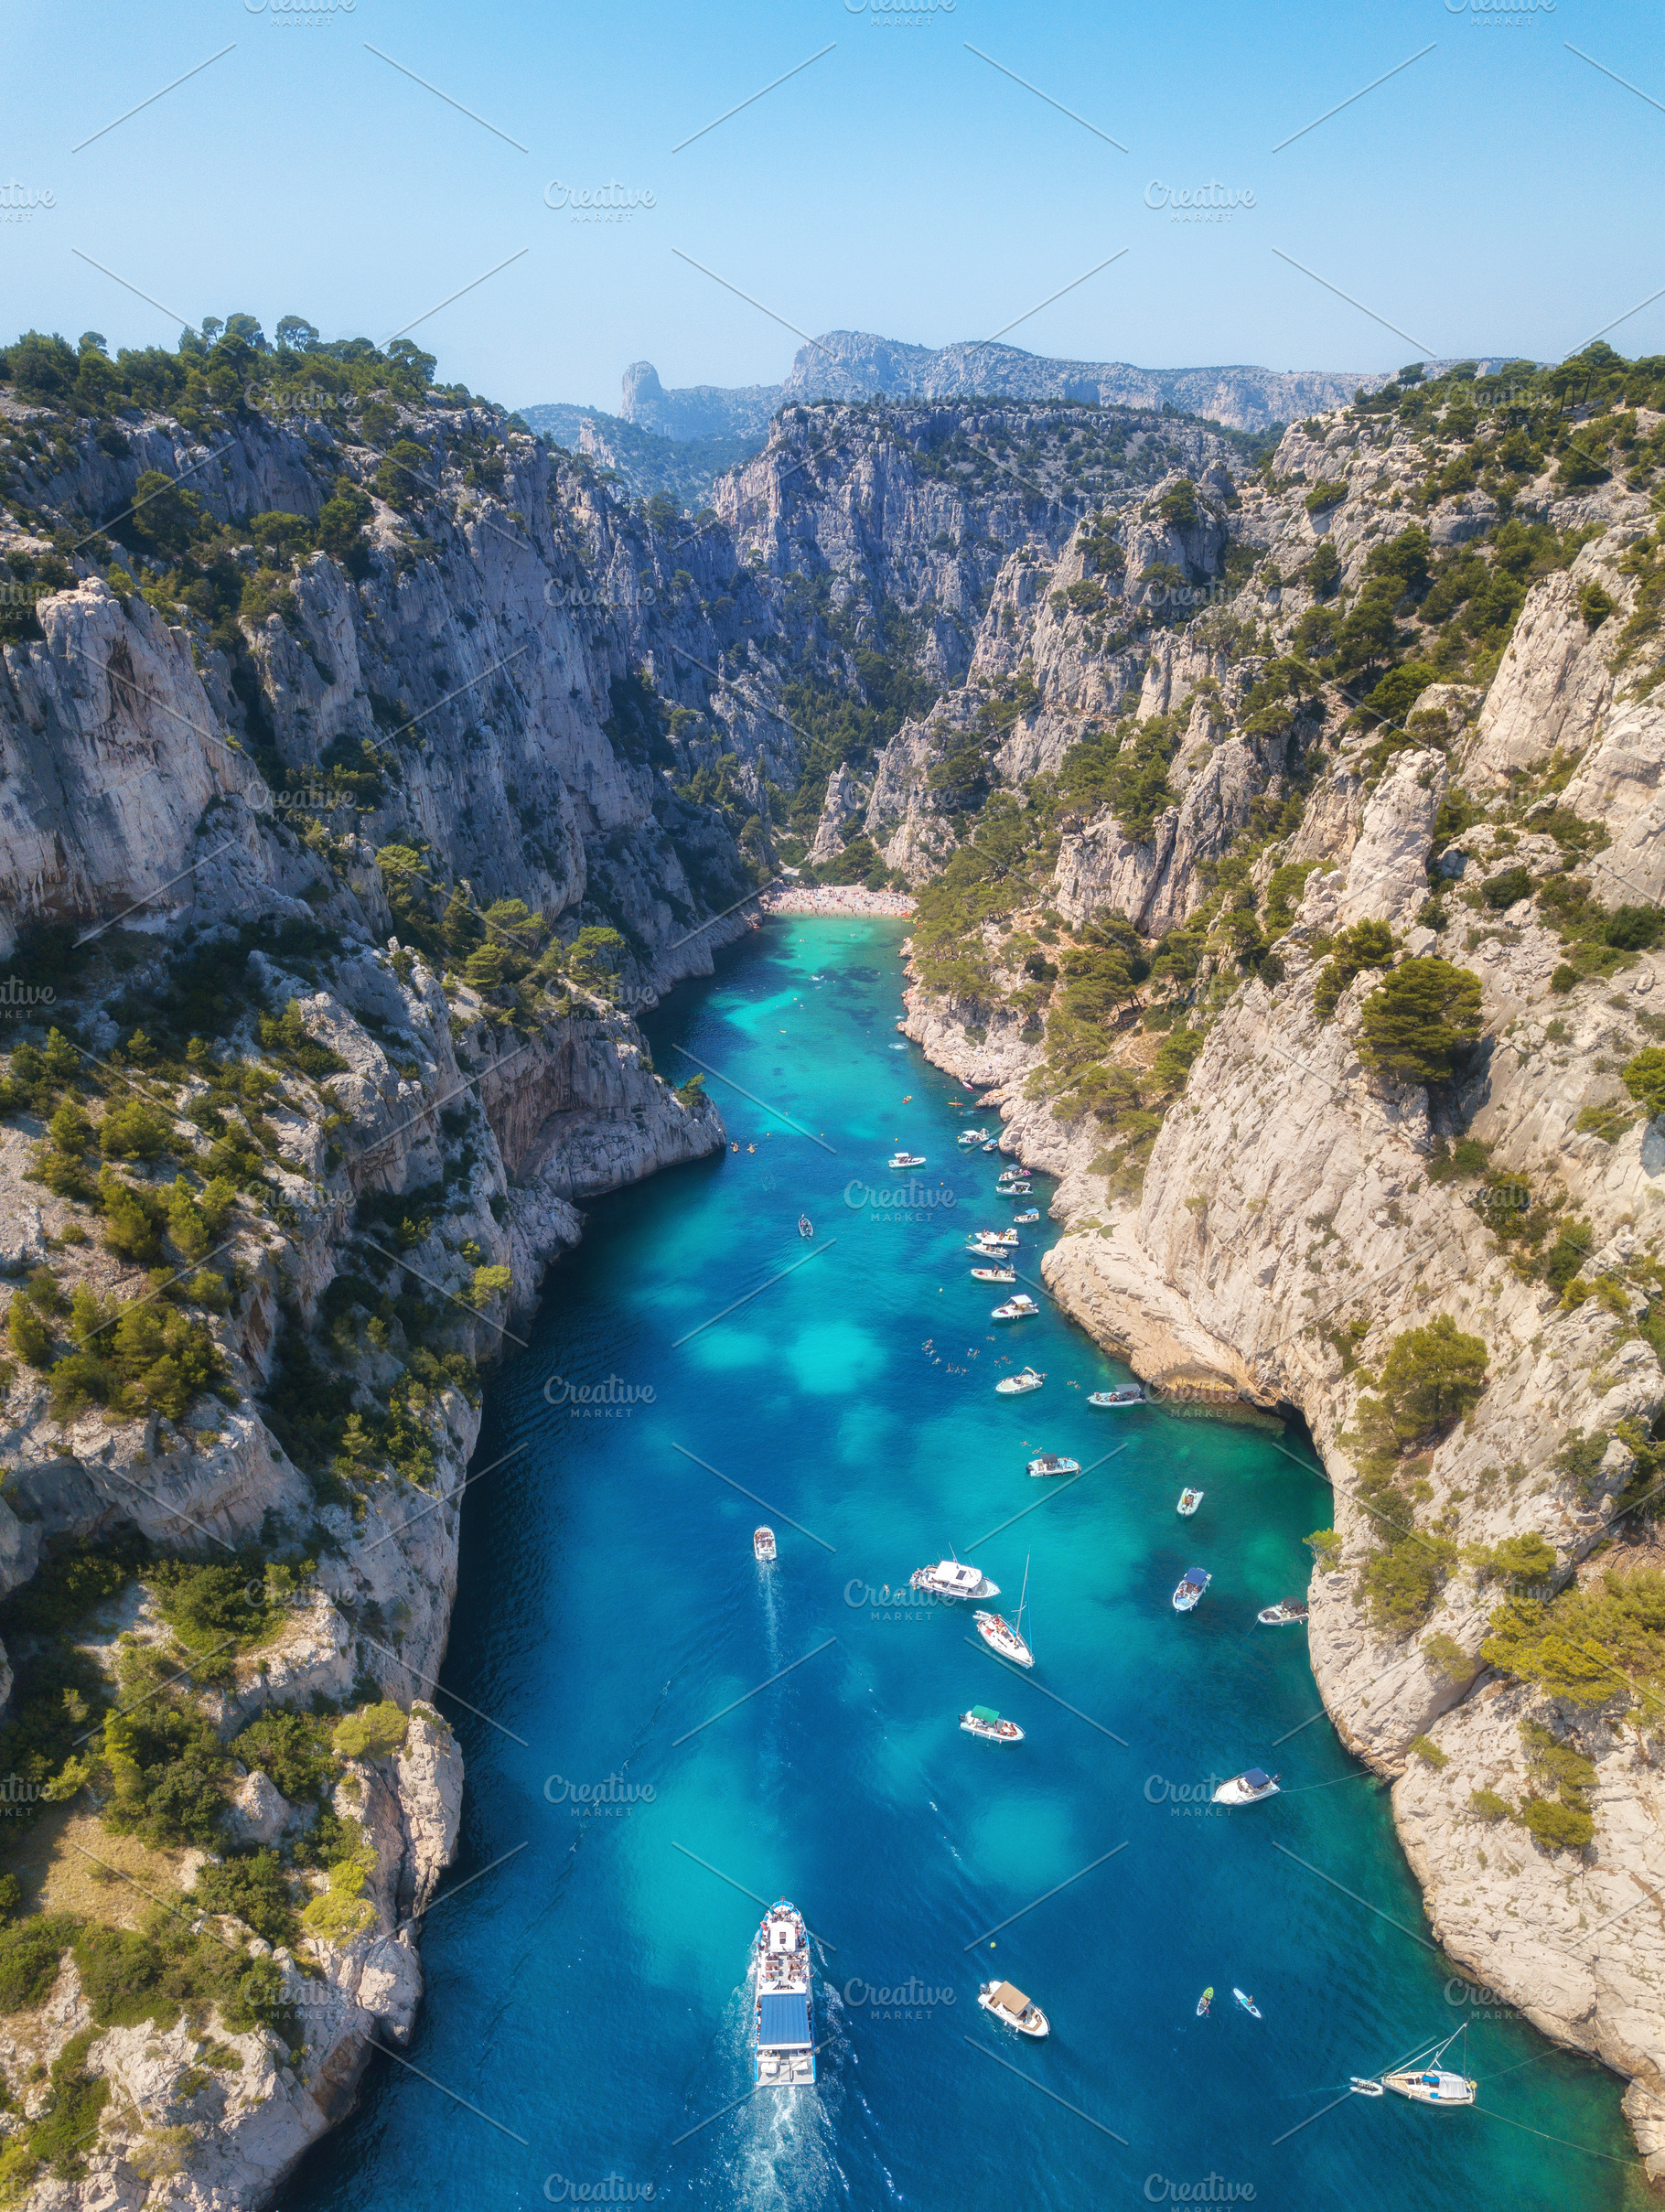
1352;2024;1476;2105
975;1554;1034;1667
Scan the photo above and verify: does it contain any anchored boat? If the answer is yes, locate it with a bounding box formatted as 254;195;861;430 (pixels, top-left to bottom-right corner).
976;1556;1034;1667
1256;1598;1309;1627
959;1129;991;1147
991;1294;1039;1321
1172;1566;1211;1613
1012;1208;1040;1223
1212;1767;1280;1807
1177;1487;1204;1517
753;1901;815;2087
1362;2027;1477;2106
1088;1385;1145;1408
911;1557;1000;1601
1026;1453;1080;1478
888;1151;926;1169
971;1266;1017;1283
754;1526;777;1562
960;1706;1023;1743
978;1981;1048;2037
994;1366;1045;1395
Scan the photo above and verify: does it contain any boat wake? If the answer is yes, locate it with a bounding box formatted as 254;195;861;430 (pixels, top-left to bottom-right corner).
707;1984;847;2212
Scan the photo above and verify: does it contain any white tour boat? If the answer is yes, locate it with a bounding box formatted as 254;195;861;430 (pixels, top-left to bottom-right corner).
958;1128;991;1147
754;1526;777;1562
994;1366;1045;1395
1257;1598;1309;1627
1172;1566;1211;1613
991;1294;1039;1322
1176;1487;1204;1517
1211;1766;1280;1807
971;1266;1017;1283
888;1151;926;1170
979;1980;1049;2037
1027;1453;1080;1478
910;1557;999;1601
1089;1385;1145;1408
753;1901;816;2087
960;1706;1024;1743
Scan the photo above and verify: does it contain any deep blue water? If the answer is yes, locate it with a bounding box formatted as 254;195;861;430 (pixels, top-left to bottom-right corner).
285;919;1638;2212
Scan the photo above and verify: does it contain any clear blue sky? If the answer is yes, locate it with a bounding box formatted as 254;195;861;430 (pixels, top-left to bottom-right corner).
6;0;1662;414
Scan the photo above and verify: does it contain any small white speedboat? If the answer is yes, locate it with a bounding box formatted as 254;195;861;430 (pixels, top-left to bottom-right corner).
960;1706;1023;1742
958;1129;991;1147
1177;1487;1204;1517
1089;1385;1144;1408
888;1152;926;1169
910;1558;999;1601
1012;1208;1040;1223
1212;1767;1280;1807
991;1295;1039;1321
1257;1598;1309;1627
971;1266;1016;1283
1172;1567;1211;1612
982;1140;998;1153
979;1981;1048;2037
754;1527;777;1562
995;1367;1044;1395
995;1168;1026;1187
977;1229;1018;1249
1027;1454;1080;1478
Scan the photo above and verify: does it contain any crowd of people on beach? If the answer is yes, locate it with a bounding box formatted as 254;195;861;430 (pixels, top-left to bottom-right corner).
757;884;917;917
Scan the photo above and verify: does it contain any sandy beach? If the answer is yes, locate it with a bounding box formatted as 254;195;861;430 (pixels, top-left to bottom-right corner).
757;884;917;917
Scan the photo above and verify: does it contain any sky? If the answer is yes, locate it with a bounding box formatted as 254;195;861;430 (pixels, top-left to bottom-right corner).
4;0;1662;418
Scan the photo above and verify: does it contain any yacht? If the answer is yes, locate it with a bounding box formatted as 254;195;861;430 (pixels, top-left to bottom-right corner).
978;1981;1048;2037
910;1557;1000;1600
991;1294;1039;1321
888;1151;926;1170
1212;1767;1280;1807
976;1558;1033;1666
1379;2029;1477;2106
753;1901;816;2087
1257;1598;1309;1627
994;1366;1044;1395
754;1527;777;1562
1172;1566;1211;1613
960;1706;1024;1743
1176;1487;1204;1517
1089;1385;1145;1408
1026;1453;1080;1478
971;1266;1016;1283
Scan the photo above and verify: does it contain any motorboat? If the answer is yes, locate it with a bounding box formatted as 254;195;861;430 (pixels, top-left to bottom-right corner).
798;1215;814;1239
1089;1385;1145;1408
995;1167;1027;1187
977;1229;1019;1249
1177;1487;1204;1517
971;1266;1016;1283
982;1140;998;1153
754;1527;777;1562
1012;1208;1040;1223
1257;1598;1309;1627
1172;1566;1211;1613
991;1295;1039;1321
910;1557;999;1601
960;1706;1023;1743
995;1367;1044;1395
976;1558;1033;1667
978;1981;1048;2037
753;1901;815;2087
959;1129;991;1147
888;1152;926;1169
1026;1453;1080;1478
1211;1767;1280;1807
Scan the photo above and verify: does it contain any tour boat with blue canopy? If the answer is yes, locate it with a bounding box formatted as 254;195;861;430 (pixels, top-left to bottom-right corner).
1172;1566;1211;1613
754;1901;815;2087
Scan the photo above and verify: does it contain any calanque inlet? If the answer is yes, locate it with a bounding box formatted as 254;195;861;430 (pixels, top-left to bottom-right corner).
0;322;1663;2201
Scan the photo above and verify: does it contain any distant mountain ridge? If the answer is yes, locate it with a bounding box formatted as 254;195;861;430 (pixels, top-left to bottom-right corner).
615;332;1381;439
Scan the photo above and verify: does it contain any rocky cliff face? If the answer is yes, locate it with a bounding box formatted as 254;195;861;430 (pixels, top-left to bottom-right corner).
893;363;1665;2174
0;344;739;2207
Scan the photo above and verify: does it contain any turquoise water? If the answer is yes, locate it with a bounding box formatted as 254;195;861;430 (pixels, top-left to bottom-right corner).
285;919;1638;2211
